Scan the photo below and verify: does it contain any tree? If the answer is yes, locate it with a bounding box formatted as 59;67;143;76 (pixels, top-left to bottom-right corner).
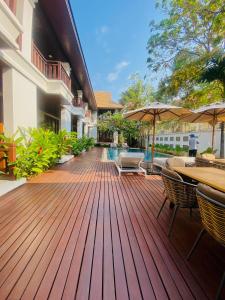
97;112;151;147
147;0;225;73
120;73;154;111
200;54;225;157
147;0;225;155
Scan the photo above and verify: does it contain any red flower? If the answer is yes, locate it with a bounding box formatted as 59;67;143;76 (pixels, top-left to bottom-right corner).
38;147;43;155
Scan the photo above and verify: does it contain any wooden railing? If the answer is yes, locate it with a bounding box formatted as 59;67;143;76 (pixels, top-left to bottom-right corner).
3;0;17;14
32;43;71;91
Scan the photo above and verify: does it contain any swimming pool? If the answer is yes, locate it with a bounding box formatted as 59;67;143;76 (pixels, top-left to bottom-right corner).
107;148;170;161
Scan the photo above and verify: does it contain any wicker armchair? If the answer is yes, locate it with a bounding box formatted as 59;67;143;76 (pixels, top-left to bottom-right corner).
211;161;225;171
195;157;213;167
187;183;225;300
158;168;198;237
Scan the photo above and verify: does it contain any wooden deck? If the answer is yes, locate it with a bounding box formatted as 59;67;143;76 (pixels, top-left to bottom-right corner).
0;148;224;299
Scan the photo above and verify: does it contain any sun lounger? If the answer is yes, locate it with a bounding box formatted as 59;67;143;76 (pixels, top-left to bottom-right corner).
115;152;146;176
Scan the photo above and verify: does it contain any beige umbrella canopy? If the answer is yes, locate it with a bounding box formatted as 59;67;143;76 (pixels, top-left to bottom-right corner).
180;102;225;150
123;102;190;161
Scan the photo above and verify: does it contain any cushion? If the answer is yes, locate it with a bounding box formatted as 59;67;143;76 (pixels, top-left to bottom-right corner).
197;183;225;206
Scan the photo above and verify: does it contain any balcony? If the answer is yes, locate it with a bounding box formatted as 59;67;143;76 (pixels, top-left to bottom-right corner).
32;43;71;91
0;0;22;49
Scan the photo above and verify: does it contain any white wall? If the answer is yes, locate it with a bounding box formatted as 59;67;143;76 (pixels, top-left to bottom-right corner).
153;130;224;157
3;67;37;134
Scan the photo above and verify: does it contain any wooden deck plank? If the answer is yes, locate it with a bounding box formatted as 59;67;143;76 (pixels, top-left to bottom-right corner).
0;148;224;300
125;174;208;299
23;162;96;299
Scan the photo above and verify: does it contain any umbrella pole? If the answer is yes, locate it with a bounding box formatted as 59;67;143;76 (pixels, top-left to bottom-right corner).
151;114;156;163
212;122;215;151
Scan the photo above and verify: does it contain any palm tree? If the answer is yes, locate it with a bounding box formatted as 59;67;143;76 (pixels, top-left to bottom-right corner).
200;53;225;158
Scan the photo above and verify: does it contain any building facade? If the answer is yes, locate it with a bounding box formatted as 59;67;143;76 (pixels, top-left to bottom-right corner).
94;91;123;143
0;0;97;138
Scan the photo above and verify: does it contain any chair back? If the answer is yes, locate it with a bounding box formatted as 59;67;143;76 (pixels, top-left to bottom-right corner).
201;153;215;160
211;161;225;171
196;184;225;247
166;157;185;170
117;152;144;168
161;168;197;208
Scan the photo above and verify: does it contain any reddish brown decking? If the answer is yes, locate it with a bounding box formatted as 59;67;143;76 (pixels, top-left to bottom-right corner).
0;148;224;300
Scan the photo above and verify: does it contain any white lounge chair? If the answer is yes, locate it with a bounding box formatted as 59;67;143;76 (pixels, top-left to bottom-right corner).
115;152;146;176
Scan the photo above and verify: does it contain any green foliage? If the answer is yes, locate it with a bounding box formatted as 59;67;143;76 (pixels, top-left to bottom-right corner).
154;143;188;156
148;0;225;108
71;136;95;156
200;147;217;155
13;128;59;179
97;112;151;145
120;73;154;111
54;130;77;159
148;0;225;73
2;128;81;179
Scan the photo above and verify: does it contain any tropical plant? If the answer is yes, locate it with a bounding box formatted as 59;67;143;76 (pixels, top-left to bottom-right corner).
200;54;225;157
71;136;95;156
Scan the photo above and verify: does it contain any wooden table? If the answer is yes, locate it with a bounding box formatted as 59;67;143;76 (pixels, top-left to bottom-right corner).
173;167;225;193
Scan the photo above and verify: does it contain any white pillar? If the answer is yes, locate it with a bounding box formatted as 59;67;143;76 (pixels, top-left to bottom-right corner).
17;0;36;61
3;68;37;134
60;106;71;132
77;118;83;138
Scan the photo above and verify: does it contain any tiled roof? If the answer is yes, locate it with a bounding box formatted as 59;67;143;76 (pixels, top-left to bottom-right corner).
94;91;123;109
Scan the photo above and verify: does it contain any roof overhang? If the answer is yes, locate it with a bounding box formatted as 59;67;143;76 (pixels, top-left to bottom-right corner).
39;0;97;110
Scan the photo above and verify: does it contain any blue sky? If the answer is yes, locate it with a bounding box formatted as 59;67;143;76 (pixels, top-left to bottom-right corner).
71;0;162;102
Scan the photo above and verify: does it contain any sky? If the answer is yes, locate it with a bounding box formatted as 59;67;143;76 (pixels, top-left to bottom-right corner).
71;0;163;102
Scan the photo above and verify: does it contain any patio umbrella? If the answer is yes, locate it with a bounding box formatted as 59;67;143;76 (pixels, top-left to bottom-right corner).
180;102;225;150
123;102;190;162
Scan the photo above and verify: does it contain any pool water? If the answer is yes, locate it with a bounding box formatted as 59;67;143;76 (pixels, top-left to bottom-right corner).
107;148;170;161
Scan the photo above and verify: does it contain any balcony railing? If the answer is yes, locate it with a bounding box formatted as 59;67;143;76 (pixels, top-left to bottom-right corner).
32;43;71;91
3;0;17;15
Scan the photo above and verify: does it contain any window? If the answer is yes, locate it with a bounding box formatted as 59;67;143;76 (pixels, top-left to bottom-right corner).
176;136;180;141
156;137;159;141
183;136;189;142
170;136;174;141
164;137;168;141
160;137;163;141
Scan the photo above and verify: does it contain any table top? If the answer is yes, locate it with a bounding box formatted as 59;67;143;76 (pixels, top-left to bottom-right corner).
173;167;225;193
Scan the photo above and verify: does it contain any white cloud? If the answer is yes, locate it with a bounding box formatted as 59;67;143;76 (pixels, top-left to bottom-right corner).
107;61;130;82
100;26;109;34
116;61;130;70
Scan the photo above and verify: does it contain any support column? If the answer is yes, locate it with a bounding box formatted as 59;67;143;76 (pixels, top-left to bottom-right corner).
77;117;83;139
3;68;37;134
60;106;71;132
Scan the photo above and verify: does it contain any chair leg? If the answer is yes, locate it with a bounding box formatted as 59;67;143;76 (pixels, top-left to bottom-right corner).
187;228;205;260
168;205;179;238
157;196;167;219
216;271;225;300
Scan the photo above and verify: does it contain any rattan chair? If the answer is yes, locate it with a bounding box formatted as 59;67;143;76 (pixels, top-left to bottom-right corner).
195;157;213;167
211;161;225;171
187;183;225;300
157;168;198;237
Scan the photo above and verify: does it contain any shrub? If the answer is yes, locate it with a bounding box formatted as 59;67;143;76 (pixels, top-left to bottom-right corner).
153;143;187;156
71;136;95;156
